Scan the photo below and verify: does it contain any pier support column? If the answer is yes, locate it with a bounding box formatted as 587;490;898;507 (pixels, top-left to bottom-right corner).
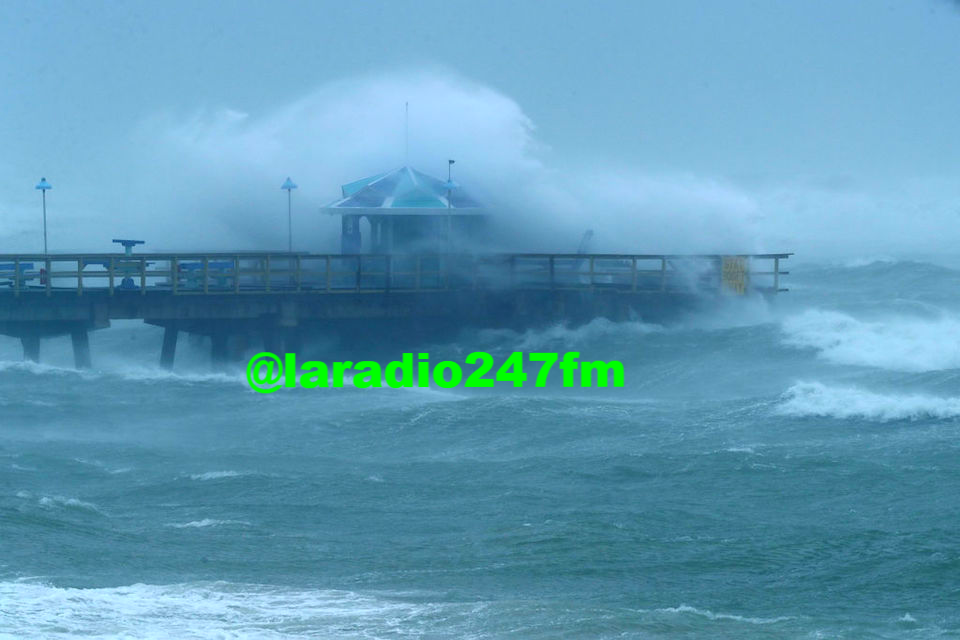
71;327;92;370
553;294;566;320
20;335;40;363
211;332;229;369
160;326;179;370
261;327;282;354
229;333;249;363
282;328;302;354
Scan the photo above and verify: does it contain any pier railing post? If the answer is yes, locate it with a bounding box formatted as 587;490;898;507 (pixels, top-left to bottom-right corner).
660;257;667;292
774;257;780;291
171;257;178;295
77;258;83;296
13;257;19;297
631;257;637;292
45;258;51;297
549;255;555;289
139;257;146;294
203;257;209;294
325;255;331;291
108;257;115;295
234;256;240;294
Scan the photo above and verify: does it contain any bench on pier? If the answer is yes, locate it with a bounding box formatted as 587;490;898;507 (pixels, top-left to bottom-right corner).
0;262;36;287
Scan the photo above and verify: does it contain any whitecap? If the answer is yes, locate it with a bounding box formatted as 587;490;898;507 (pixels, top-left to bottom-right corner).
167;519;250;528
475;317;662;352
781;309;960;372
111;367;246;385
777;381;960;422
841;256;898;268
37;495;103;514
0;580;445;638
0;360;80;376
188;470;243;481
72;458;132;475
657;604;792;624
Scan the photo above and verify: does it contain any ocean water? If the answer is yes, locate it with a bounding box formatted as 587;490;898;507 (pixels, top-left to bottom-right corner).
2;259;959;639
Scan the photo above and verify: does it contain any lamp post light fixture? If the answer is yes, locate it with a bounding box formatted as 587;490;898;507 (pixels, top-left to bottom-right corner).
35;177;52;254
281;177;298;252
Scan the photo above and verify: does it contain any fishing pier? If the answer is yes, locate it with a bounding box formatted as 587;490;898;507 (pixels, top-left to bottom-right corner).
2;165;791;369
0;251;790;369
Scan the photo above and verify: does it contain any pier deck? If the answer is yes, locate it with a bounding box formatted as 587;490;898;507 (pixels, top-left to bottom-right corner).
0;252;790;368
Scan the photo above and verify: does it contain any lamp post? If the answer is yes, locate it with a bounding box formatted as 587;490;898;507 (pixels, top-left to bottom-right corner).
281;177;297;252
446;159;455;209
445;160;456;247
35;178;52;254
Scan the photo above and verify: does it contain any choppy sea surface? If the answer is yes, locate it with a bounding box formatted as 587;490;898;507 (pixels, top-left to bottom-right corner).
2;259;959;638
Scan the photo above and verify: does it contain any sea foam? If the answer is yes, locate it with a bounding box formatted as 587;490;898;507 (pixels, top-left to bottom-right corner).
0;580;442;639
656;604;792;625
36;495;104;514
777;381;960;422
167;519;250;529
188;470;244;481
781;309;960;372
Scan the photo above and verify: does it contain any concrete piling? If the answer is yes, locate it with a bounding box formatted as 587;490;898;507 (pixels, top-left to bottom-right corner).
261;327;282;354
160;326;178;370
20;335;39;363
70;327;92;369
282;328;302;354
210;332;229;369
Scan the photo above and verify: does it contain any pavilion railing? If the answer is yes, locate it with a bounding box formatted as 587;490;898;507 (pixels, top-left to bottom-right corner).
0;252;790;297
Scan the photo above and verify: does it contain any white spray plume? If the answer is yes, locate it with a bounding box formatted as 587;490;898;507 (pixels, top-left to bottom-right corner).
105;70;763;254
3;69;957;259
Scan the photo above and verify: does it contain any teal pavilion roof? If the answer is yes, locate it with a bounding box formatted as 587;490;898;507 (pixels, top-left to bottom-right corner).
324;166;483;216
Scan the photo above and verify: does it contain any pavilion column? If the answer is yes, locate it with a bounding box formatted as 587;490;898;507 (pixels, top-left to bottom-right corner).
385;218;394;253
341;215;362;254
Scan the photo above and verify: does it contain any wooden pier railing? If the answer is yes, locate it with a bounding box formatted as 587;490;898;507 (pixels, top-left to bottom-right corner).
0;252;790;297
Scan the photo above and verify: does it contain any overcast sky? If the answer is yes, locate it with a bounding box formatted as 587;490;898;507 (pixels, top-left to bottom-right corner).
1;0;959;257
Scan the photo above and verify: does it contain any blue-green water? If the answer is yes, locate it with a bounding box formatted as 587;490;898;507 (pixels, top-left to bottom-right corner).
2;261;959;638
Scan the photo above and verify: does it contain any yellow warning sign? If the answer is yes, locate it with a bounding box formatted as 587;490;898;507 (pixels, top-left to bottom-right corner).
721;256;749;295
